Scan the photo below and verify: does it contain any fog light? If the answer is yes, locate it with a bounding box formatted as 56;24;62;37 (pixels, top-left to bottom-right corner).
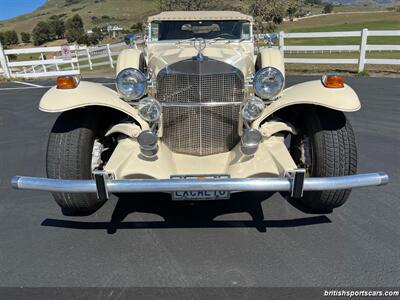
137;130;158;157
241;128;262;156
241;96;265;122
138;97;162;123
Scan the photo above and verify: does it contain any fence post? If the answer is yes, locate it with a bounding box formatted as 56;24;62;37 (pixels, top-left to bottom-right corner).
53;56;59;71
40;52;47;73
86;47;93;70
358;28;368;73
75;47;80;72
107;44;114;68
0;41;11;78
279;31;285;54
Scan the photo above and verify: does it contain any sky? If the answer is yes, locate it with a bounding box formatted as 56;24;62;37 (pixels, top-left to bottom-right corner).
0;0;46;21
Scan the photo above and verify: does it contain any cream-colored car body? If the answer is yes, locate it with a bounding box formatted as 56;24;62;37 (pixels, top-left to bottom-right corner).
116;48;144;73
40;81;149;129
39;11;361;180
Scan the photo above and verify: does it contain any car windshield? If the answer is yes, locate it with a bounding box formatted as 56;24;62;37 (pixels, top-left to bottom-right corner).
150;20;251;41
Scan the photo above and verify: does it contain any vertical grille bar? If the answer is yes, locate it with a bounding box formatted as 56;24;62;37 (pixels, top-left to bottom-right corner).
157;59;244;156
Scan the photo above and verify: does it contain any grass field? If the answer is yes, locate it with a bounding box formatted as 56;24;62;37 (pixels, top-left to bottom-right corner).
285;51;400;59
280;11;400;31
279;12;400;46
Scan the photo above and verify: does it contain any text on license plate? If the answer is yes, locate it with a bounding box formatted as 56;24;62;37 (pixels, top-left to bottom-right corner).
171;175;230;200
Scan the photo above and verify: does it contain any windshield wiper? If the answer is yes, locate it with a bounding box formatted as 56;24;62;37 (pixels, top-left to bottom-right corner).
209;37;231;44
175;37;196;45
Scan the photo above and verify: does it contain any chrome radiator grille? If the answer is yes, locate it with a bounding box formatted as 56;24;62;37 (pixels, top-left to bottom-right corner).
156;59;244;156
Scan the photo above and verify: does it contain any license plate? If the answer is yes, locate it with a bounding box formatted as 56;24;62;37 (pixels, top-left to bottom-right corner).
171;175;230;200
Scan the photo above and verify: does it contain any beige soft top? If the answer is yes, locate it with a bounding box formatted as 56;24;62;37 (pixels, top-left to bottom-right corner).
148;11;253;22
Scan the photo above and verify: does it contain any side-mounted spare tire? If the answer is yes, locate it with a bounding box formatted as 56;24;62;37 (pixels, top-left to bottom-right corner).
46;109;107;215
290;107;358;213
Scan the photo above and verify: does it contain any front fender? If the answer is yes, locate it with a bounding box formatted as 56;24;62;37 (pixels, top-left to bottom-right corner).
39;81;149;129
253;80;361;128
257;48;285;76
116;49;145;75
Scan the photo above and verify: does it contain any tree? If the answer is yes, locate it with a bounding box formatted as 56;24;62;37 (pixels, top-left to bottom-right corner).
32;21;51;45
3;30;19;45
76;34;89;45
65;0;81;5
247;0;302;33
323;3;333;14
0;32;4;45
130;22;143;33
158;0;213;11
87;27;103;45
20;32;31;43
48;15;65;39
305;0;321;4
65;14;85;43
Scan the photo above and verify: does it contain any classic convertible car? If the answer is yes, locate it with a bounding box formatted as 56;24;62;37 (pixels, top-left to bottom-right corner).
12;11;388;215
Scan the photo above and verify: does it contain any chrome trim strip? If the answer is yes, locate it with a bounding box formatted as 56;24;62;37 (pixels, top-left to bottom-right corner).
159;101;243;107
11;173;389;193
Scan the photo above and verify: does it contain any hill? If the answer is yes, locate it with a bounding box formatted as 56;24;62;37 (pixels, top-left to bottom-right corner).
326;0;398;4
0;0;243;34
0;0;397;35
0;0;160;33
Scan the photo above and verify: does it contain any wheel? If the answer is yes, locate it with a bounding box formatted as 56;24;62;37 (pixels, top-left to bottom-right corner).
46;109;108;215
290;107;357;213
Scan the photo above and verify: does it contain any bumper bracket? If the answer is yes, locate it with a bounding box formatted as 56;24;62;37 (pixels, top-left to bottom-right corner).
287;169;306;198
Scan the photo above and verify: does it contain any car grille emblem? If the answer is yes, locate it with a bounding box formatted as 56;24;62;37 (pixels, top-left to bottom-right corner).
193;38;207;61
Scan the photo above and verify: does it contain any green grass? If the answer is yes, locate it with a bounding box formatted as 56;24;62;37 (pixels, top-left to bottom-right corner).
282;19;400;32
285;51;400;59
280;12;400;46
285;36;400;46
280;11;400;30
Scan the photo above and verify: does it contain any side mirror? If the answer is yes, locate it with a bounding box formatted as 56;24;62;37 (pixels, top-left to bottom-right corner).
124;34;137;47
264;33;278;47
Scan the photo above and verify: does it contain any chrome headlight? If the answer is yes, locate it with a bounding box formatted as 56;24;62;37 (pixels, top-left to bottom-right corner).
241;96;265;121
253;67;284;100
138;97;162;122
116;68;147;101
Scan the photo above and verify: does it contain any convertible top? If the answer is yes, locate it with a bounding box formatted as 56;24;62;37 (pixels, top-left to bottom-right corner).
147;11;253;22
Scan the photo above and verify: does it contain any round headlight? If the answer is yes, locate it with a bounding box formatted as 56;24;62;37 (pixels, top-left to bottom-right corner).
116;68;147;101
138;97;162;122
241;96;265;121
253;67;284;99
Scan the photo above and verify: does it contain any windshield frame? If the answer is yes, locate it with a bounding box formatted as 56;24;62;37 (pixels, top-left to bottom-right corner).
147;20;253;43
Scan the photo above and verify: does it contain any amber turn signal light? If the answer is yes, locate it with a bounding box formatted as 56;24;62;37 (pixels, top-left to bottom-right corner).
56;76;78;89
322;74;345;88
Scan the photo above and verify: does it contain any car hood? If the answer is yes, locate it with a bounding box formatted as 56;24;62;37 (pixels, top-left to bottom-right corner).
147;42;255;79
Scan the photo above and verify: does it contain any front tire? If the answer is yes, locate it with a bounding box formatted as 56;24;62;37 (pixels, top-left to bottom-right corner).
290;107;357;213
46;110;107;215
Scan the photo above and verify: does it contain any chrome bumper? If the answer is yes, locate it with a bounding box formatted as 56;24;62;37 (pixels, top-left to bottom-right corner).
11;172;389;199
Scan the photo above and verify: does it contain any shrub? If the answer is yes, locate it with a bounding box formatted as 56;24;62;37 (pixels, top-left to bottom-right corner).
20;32;31;43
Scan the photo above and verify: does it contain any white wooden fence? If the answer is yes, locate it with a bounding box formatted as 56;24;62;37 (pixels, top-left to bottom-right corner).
0;41;127;79
0;44;84;78
279;29;400;72
0;29;399;78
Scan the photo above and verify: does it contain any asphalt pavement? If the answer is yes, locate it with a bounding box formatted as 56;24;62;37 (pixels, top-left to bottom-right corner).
0;76;398;288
